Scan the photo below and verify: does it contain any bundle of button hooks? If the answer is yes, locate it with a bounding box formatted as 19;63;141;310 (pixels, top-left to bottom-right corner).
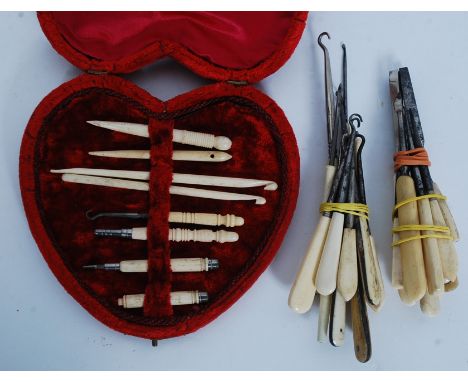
288;33;384;363
50;120;278;309
389;68;459;316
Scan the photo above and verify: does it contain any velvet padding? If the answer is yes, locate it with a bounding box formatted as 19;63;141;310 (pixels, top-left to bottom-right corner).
37;11;308;83
19;74;300;340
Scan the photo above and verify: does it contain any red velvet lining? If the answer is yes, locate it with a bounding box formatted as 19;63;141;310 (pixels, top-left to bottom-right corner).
37;11;308;82
20;74;299;339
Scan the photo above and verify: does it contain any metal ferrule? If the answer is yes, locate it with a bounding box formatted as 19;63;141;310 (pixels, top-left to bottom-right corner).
198;291;209;304
207;259;219;271
94;228;133;238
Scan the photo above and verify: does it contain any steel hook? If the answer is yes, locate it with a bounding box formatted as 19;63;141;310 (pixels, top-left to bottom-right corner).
317;32;331;51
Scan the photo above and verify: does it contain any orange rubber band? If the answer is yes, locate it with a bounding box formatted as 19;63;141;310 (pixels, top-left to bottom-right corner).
393;147;431;171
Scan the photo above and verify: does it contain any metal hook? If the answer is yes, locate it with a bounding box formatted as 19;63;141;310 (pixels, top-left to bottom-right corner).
349;113;363;129
318;32;331;51
85;210;148;221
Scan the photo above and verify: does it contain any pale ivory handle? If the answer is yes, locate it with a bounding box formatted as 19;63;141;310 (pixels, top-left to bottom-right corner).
61;174;265;204
317;294;331;343
369;235;385;310
118;291;204;308
288;165;335;314
119;258;214;272
173;129;232;151
417;198;444;295
337;228;358;302
433;182;459;241
330;292;346;347
89;150;232;162
396;175;427;304
392;217;403;289
172;173;277;191
315;212;345;296
86;121;232;151
169;212;244;227
131;227;238;243
420;292;440;317
288;216;331;313
444;278;458;292
169;228;238;243
359;217;384;309
429;199;458;282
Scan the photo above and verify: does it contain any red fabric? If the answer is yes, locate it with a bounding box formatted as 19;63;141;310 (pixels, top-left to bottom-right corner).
20;74;300;340
37;11;308;82
144;120;174;317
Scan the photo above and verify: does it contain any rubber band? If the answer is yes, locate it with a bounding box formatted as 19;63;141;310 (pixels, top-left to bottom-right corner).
320;202;369;219
393;193;447;214
392;225;450;234
394;147;431;171
392;233;453;247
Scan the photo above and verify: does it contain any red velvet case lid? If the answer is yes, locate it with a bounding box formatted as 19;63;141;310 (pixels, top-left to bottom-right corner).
38;11;308;82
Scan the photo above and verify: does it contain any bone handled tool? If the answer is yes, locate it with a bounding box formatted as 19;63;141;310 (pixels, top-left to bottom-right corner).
118;290;209;309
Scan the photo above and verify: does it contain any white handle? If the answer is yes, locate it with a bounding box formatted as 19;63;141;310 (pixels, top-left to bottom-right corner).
420;292;440;317
433;182;459;241
392;217;403;290
337;228;358;301
89;150;232;162
315;212;345;296
288;216;331;313
118;291;205;308
170;185;266;205
317;294;331;343
169;228;238;243
119;258;215;272
330;292;346;347
418;198;444;295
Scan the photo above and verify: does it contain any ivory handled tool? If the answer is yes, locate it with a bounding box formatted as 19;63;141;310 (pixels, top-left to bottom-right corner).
88;150;232;162
95;227;239;243
86;210;245;227
118;290;208;309
433;182;459;242
391;217;403;289
329;291;346;347
288;164;335;313
61;174;267;204
420;292;440;317
87;120;232;151
83;258;219;273
51;168;278;190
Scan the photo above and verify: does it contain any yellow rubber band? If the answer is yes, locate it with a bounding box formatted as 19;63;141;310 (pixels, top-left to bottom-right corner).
392;225;450;234
392;233;453;247
320;202;369;219
393;193;447;214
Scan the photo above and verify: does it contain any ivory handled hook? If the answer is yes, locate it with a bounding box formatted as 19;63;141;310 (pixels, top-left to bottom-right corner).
169;212;244;227
315;212;345;296
392;217;403;290
337;228;358;302
118;290;208;309
417;197;444;295
433;182;459;242
396;175;427;304
89;150;232;162
87;120;232;151
288;164;336;313
84;258;219;272
60;174;266;204
95;227;239;243
52;168;278;190
429;198;458;282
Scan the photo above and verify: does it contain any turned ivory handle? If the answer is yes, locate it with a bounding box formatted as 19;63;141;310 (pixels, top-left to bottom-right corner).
54;168;277;191
118;291;206;308
288;165;336;313
417;198;444;295
315;212;345;296
87;120;232;151
120;258;216;272
396;175;427;304
169;212;244;227
131;227;238;243
89;150;232;162
337;228;358;302
429;198;458;282
60;174;266;204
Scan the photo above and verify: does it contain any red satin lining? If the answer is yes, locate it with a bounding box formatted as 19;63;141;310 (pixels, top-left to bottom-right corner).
51;11;295;69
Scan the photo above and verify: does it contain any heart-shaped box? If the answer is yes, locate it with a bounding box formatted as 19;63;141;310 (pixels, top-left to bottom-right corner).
19;11;307;341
